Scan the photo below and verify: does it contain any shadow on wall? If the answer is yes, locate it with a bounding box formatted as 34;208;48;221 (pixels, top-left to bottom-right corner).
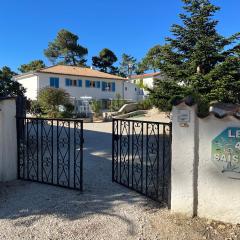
0;127;161;235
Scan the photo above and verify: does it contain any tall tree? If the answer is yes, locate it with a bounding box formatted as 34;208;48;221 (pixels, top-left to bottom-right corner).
44;29;88;66
119;54;138;77
0;66;25;97
141;45;162;72
92;48;118;74
18;60;46;73
150;0;240;115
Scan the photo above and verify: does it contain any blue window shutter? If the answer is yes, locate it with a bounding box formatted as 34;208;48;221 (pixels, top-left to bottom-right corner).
86;80;90;88
55;78;59;88
50;78;55;87
97;81;101;88
65;79;69;86
102;82;106;91
112;82;116;92
78;80;82;87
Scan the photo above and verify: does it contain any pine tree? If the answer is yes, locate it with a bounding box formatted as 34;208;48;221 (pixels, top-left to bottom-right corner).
150;0;240;115
119;54;138;77
44;29;88;66
18;60;46;73
0;66;25;97
92;48;118;74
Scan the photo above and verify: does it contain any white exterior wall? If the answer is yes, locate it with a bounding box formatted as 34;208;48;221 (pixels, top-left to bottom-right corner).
171;103;240;224
16;73;140;102
123;81;140;102
17;75;38;100
0;99;18;182
131;74;162;89
143;77;154;88
171;104;197;216
37;73;125;100
198;116;240;224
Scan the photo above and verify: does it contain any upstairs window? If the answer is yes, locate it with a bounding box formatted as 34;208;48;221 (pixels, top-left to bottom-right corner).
102;82;115;92
50;77;59;88
65;79;82;87
86;80;100;88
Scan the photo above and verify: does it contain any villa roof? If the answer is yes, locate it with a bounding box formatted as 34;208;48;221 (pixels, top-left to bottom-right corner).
15;65;127;81
37;65;127;80
130;72;161;79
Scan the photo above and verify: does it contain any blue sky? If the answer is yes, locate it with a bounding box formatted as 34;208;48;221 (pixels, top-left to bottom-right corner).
0;0;239;72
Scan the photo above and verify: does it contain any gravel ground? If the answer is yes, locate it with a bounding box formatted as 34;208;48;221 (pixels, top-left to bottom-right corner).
1;122;240;240
130;108;170;123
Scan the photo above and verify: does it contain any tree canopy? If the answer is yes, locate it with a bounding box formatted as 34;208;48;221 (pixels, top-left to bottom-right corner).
141;45;162;72
38;87;71;117
92;48;118;74
44;29;88;66
18;60;46;73
149;0;240;115
118;54;138;77
0;66;25;97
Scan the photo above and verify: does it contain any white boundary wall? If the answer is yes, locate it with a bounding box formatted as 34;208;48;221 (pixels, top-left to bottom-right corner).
0;98;18;182
171;103;240;224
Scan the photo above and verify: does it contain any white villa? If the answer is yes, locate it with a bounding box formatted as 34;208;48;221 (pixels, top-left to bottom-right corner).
130;72;161;89
14;65;143;104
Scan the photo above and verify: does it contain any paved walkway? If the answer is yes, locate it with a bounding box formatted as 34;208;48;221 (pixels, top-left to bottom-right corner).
0;122;164;240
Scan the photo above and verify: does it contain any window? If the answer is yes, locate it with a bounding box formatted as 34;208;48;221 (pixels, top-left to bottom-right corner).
102;82;115;92
86;80;100;88
65;79;82;87
50;77;59;88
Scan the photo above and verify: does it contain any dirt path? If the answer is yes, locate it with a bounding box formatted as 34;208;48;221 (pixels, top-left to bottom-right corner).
0;122;239;240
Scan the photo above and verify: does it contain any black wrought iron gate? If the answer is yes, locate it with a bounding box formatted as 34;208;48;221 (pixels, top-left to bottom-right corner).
112;119;172;204
17;117;84;190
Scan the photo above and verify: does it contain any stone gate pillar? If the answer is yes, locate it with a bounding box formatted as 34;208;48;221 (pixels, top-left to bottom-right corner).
0;98;18;182
171;102;198;216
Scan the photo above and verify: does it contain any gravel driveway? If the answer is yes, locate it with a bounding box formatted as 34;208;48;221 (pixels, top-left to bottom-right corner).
0;122;165;240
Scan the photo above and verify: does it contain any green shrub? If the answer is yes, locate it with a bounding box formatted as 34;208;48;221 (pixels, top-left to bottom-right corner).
38;87;71;118
91;100;101;117
26;99;43;116
138;99;153;110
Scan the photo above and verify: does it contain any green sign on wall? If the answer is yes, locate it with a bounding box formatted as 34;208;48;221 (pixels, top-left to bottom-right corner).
212;127;240;178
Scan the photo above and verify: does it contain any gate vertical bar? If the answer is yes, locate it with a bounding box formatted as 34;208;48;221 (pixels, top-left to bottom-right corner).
141;121;144;193
57;120;59;185
23;118;26;179
74;121;76;188
131;121;134;187
112;119;115;182
26;119;29;180
168;123;172;209
51;120;54;184
119;120;122;184
80;121;83;191
36;119;39;181
162;125;166;201
146;122;149;196
68;121;70;188
41;120;43;182
156;123;160;200
127;121;130;187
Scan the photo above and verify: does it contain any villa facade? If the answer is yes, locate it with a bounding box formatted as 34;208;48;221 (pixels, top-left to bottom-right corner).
14;65;142;102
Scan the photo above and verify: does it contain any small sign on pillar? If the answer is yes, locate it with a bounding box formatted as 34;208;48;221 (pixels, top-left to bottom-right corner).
177;109;191;127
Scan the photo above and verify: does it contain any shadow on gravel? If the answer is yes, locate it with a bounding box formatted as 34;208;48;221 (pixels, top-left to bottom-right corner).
0;126;164;236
